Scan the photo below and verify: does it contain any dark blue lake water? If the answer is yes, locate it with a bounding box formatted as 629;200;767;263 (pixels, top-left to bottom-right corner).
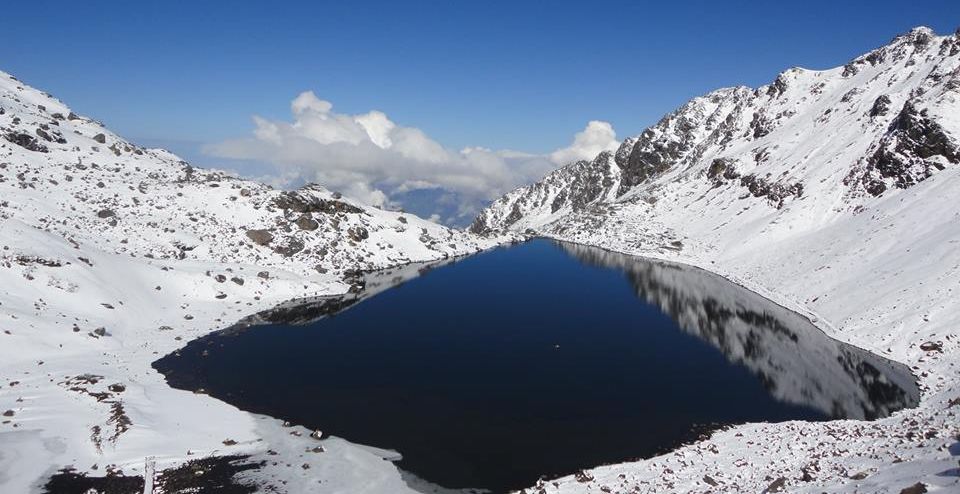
154;240;918;493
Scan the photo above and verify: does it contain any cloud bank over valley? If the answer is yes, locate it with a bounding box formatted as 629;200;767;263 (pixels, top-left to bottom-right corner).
206;91;619;225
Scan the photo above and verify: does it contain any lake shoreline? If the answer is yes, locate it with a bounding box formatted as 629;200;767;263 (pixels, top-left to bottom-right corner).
151;238;921;493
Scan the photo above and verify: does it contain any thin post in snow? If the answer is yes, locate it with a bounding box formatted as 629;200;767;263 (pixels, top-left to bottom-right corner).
143;456;156;494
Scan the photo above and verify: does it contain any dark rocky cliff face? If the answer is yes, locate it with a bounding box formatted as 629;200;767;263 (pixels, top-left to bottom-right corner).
616;88;752;196
848;100;960;196
469;151;623;235
550;152;619;212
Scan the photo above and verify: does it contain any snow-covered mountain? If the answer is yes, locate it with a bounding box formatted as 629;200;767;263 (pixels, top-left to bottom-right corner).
0;68;491;277
473;27;959;238
0;69;499;493
475;27;960;493
2;25;958;494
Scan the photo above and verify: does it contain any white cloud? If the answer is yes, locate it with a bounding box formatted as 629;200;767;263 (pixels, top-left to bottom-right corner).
205;92;617;220
291;91;333;115
355;110;395;148
549;120;619;165
343;181;390;208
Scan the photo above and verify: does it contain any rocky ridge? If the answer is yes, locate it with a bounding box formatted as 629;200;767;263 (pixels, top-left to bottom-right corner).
473;27;960;236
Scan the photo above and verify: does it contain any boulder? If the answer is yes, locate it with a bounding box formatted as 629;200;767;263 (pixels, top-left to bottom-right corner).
919;341;943;352
273;238;304;257
245;229;273;246
348;226;369;242
295;214;319;231
900;483;927;494
4;132;48;153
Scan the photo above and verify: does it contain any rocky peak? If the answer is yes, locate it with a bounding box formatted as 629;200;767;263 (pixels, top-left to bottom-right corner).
614;136;638;168
616;86;752;195
844;26;944;76
473;27;960;236
893;26;937;46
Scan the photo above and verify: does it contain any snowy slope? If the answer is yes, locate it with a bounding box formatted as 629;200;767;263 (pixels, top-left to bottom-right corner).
0;69;501;493
474;27;960;237
477;27;960;493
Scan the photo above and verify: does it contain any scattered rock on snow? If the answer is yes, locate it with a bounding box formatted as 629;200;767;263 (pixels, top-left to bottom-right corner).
919;341;943;352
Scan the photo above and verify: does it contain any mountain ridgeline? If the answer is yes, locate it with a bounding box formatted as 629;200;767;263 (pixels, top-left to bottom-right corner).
471;27;960;236
0;69;492;284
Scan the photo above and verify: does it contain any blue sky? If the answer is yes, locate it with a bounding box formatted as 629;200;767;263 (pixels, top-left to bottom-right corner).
3;1;958;223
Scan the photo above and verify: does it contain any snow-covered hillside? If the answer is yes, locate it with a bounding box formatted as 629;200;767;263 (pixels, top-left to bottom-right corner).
475;27;960;237
476;27;960;493
0;69;500;492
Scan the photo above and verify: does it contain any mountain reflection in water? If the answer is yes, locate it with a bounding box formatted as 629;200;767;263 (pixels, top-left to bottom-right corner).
559;242;919;421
